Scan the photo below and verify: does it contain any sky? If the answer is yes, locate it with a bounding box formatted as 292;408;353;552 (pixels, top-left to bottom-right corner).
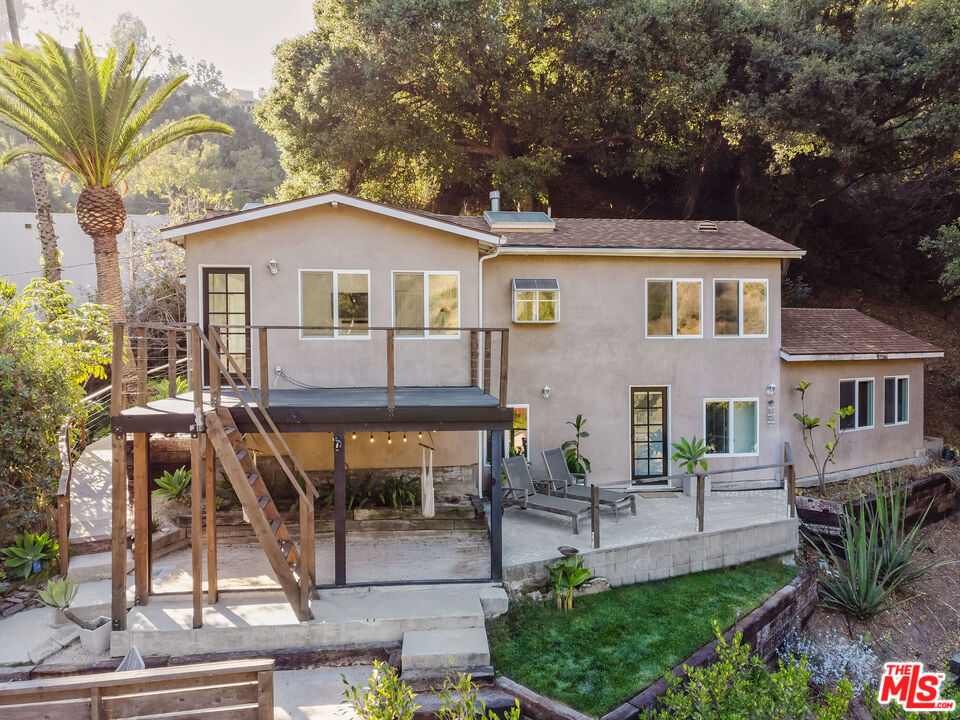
19;0;316;91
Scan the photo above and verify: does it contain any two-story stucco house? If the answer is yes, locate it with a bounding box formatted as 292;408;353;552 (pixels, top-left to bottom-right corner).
160;190;941;491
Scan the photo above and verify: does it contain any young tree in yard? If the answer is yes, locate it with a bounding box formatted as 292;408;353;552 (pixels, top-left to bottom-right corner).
793;381;854;497
0;31;232;324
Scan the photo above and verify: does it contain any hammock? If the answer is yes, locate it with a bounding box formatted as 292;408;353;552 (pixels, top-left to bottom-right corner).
420;443;436;518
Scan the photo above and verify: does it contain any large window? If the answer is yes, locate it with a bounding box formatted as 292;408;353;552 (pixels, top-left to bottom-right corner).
512;278;559;323
704;398;758;456
485;405;529;464
300;270;369;338
393;271;459;337
839;378;874;430
714;279;768;337
646;279;702;337
884;376;909;426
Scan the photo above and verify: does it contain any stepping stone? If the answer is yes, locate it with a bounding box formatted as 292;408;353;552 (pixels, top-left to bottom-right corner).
67;550;133;583
401;627;490;672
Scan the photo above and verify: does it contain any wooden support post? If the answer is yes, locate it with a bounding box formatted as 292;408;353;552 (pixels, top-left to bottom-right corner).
386;329;395;409
205;435;218;604
257;671;275;720
91;686;102;720
299;494;313;607
483;331;492;395
498;329;509;408
110;323;127;631
334;433;346;586
133;433;149;605
208;326;220;409
167;329;177;397
591;484;600;549
190;327;204;628
258;327;270;409
470;331;478;387
696;473;705;532
490;429;503;582
136;327;147;407
785;442;796;519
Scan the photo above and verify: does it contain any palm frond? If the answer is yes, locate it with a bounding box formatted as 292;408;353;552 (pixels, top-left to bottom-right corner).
115;116;233;181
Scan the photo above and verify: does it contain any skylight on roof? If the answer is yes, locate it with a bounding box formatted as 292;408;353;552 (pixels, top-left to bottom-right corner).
483;210;556;232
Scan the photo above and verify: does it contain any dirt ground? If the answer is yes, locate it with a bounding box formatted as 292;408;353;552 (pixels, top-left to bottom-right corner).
800;288;960;448
799;462;956;501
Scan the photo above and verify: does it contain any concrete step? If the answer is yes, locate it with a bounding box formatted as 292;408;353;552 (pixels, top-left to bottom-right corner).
400;627;491;673
67;550;133;583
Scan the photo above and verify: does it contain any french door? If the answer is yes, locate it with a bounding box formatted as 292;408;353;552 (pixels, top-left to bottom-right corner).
202;267;251;384
631;387;668;483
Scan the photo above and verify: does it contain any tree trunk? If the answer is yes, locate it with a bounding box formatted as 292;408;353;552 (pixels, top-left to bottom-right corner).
91;232;126;324
30;156;61;282
6;0;61;282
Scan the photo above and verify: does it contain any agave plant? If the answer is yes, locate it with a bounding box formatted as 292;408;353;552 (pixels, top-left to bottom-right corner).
152;467;192;504
547;555;593;612
1;532;58;579
37;576;78;610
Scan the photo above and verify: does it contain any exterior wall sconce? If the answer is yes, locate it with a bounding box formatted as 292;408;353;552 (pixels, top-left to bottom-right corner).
267;258;279;275
542;385;551;399
765;383;777;395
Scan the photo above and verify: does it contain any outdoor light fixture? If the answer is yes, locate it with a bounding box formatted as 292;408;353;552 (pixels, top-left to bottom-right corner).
765;383;777;395
542;385;551;399
267;258;279;275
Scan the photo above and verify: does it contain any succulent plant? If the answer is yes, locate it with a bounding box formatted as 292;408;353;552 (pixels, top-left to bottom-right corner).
37;577;78;610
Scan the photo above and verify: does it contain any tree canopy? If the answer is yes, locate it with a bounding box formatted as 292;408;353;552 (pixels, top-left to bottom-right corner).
257;0;960;296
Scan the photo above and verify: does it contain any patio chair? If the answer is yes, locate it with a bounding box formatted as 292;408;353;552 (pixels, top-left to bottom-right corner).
501;455;592;534
542;448;637;520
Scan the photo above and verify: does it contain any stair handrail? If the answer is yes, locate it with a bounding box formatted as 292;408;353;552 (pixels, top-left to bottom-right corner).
193;326;318;502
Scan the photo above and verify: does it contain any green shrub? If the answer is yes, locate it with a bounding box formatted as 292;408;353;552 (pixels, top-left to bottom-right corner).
342;660;419;720
1;531;59;579
436;671;521;719
811;474;941;619
376;476;418;509
148;375;189;401
152;467;192;504
643;624;853;720
546;554;592;611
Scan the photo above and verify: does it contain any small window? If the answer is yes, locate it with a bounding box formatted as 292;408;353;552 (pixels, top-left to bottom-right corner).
704;398;758;456
884;376;909;426
485;405;529;463
839;378;874;430
714;279;768;337
646;279;702;337
301;270;369;338
512;279;559;323
393;271;459;337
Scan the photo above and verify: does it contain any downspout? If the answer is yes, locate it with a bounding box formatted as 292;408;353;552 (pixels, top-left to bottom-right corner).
477;238;505;496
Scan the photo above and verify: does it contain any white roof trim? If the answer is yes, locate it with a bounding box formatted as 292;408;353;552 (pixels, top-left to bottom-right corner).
780;349;944;362
160;192;503;246
497;246;806;259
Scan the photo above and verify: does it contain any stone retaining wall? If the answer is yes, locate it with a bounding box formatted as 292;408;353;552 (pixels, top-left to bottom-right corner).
601;568;818;720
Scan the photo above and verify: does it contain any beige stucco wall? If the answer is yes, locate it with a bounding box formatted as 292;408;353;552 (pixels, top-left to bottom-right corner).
184;203;482;389
779;359;926;479
482;253;785;486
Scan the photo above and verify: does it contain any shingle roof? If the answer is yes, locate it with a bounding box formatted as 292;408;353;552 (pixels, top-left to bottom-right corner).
430;215;803;254
780;308;943;359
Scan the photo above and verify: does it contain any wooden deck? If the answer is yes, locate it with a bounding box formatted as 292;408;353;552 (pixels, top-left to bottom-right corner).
113;386;513;434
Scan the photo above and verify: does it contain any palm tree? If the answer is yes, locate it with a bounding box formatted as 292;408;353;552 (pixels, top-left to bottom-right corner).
0;31;232;323
4;0;61;282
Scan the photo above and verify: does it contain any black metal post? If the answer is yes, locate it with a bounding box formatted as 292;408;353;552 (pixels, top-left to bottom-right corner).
591;484;600;549
334;433;346;586
490;429;503;582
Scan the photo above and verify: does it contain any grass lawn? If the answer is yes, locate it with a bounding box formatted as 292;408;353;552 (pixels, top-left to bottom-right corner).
487;557;797;717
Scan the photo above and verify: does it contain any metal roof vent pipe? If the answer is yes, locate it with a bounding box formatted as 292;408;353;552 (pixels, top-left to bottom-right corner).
489;190;500;213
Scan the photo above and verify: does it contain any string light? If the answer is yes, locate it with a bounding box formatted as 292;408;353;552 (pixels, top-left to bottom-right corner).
418;431;423;439
387;433;392;445
403;432;407;442
351;431;357;440
369;433;375;443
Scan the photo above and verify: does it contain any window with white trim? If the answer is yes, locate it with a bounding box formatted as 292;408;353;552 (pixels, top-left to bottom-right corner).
300;270;369;338
839;378;874;430
646;279;702;337
714;279;768;337
484;405;529;463
884;376;909;426
393;271;459;337
512;279;559;323
704;398;758;456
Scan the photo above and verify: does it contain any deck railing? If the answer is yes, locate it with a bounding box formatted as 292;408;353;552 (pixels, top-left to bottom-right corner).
209;324;510;409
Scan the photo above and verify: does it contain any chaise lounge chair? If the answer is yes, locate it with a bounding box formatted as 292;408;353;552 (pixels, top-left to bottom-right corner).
501;455;592;534
542;448;637;519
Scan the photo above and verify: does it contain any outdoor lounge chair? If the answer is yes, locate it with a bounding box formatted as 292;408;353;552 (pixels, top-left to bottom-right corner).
542;448;637;519
501;455;592;534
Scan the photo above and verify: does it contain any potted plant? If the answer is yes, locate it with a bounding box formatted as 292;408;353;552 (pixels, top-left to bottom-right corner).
37;578;112;654
671;436;709;497
562;414;591;482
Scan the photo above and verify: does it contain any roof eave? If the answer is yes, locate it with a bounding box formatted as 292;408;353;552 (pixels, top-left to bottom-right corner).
498;246;806;259
779;349;944;362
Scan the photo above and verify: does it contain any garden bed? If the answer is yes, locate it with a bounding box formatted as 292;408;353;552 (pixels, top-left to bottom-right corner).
487;557;798;717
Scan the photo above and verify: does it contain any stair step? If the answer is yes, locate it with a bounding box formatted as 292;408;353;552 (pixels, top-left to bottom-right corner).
258;496;271;510
236;449;249;462
224;426;237;436
279;540;295;559
400;628;490;672
270;519;282;536
246;472;259;486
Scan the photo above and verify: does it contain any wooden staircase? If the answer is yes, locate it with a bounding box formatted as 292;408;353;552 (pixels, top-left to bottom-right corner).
205;408;313;621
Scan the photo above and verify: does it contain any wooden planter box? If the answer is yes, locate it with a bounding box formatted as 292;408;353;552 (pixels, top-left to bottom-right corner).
796;472;957;541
